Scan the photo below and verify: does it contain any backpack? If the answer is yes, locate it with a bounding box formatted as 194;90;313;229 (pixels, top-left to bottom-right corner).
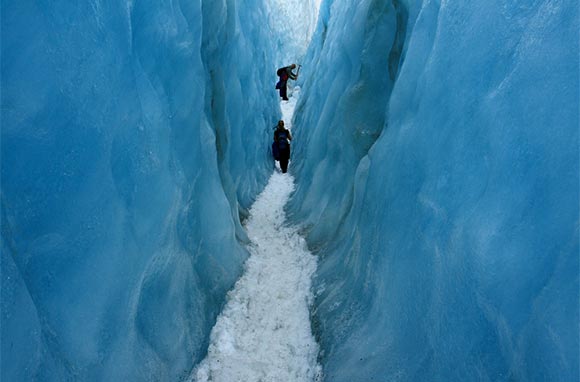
277;131;289;151
277;67;288;81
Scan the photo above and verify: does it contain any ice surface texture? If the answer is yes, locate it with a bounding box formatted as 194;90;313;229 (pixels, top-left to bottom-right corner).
193;172;321;382
266;0;322;66
289;0;404;247
1;0;278;380
289;0;579;381
3;0;578;380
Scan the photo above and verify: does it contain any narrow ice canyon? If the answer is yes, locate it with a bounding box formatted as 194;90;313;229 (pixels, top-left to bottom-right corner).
1;0;578;381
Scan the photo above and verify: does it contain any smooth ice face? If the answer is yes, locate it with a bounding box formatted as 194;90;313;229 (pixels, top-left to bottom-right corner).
290;0;579;381
288;0;404;247
1;0;278;381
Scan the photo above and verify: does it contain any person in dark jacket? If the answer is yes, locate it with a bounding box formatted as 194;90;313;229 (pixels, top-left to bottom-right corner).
276;64;298;101
273;120;292;173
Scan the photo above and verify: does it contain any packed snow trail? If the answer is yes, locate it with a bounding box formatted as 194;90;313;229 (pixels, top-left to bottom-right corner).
192;89;321;382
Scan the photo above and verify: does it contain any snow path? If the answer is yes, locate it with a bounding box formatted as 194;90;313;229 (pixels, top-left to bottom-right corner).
192;90;321;382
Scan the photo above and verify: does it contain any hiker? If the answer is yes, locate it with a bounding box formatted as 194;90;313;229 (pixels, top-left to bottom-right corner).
273;120;292;173
275;64;298;101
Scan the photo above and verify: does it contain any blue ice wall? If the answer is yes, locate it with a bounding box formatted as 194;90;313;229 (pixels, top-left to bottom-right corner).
200;0;279;230
290;0;579;380
1;0;278;380
289;0;404;248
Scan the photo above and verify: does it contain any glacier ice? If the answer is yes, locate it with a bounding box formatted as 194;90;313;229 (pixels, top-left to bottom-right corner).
2;0;578;381
289;0;579;381
267;0;322;66
2;0;278;380
289;0;403;248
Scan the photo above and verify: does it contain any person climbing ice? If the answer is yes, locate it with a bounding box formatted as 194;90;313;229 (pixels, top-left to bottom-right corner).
272;120;292;173
275;64;298;101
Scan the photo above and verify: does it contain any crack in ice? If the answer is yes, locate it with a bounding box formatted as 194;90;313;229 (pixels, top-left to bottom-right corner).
192;92;321;382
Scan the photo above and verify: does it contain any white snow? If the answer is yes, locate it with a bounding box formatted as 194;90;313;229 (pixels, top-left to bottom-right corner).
191;92;321;382
281;86;301;122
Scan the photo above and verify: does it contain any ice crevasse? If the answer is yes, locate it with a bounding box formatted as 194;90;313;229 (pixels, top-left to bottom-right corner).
1;0;578;381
